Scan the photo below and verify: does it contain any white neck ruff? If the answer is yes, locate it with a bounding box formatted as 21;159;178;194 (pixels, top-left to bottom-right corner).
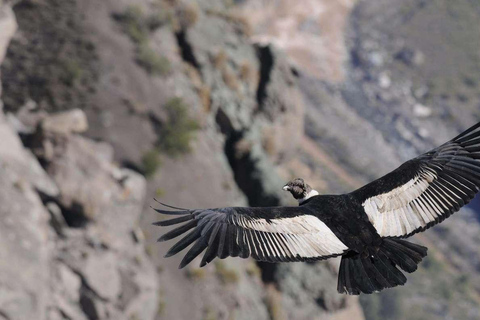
298;189;319;204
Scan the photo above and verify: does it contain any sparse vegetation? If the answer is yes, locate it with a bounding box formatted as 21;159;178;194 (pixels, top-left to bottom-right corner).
145;244;155;257
137;44;171;75
186;267;207;280
115;5;149;44
206;9;252;36
61;59;84;86
114;5;171;76
155;188;165;198
158;97;200;157
222;68;240;91
234;138;252;159
141;149;162;178
214;260;239;284
239;61;253;81
262;128;276;156
129;313;141;320
177;2;200;29
198;85;211;113
157;294;166;316
213;49;228;69
245;261;261;278
265;285;284;320
203;307;218;320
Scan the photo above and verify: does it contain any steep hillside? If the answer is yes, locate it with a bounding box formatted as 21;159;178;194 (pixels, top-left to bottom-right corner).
0;3;158;320
3;0;479;319
0;0;364;319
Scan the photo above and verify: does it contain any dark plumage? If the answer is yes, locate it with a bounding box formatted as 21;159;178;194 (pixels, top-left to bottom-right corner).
153;122;480;295
283;178;312;199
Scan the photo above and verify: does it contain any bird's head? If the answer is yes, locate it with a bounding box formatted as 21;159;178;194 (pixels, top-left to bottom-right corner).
282;178;319;204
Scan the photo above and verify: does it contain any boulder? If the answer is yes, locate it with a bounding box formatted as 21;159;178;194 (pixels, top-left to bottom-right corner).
41;109;89;134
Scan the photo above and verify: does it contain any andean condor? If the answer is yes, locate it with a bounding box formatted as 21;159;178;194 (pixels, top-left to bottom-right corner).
153;122;480;295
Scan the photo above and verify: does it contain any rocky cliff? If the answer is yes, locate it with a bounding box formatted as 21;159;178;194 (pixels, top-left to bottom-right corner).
0;2;158;320
2;0;479;320
0;0;364;319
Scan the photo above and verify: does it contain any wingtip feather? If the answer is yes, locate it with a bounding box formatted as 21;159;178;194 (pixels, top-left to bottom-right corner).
164;251;175;258
153;198;189;210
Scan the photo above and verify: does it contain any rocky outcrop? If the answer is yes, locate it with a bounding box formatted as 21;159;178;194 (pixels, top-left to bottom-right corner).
0;0;368;319
0;112;52;320
0;6;158;319
0;105;159;320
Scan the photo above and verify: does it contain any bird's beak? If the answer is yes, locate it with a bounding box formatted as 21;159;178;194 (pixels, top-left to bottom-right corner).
283;186;290;191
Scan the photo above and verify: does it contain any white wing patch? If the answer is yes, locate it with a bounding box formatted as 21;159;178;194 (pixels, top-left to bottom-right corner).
363;169;442;237
234;215;348;259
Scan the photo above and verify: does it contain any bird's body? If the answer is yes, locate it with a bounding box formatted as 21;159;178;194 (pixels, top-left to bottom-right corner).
153;121;480;295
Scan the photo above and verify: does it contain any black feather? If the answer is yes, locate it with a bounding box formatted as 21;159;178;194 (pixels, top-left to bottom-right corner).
153;199;189;210
152;207;190;215
165;228;202;257
228;225;240;257
157;220;198;242
217;224;228;259
180;237;208;269
453;122;480;142
355;256;376;294
200;238;218;267
153;215;194;226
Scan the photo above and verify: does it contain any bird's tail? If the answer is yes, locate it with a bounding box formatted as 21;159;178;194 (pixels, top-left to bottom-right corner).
337;238;427;295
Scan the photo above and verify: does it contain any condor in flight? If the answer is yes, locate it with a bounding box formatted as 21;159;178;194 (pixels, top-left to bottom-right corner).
153;122;480;295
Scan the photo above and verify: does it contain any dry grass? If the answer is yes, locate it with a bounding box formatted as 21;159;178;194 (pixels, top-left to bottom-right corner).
222;67;240;91
186;267;207;281
239;60;259;91
198;85;211;113
245;261;262;278
156;294;166;316
206;9;252;37
215;261;239;284
136;44;171;75
177;2;200;29
114;5;172;76
203;307;218;320
265;285;286;320
235;138;252;159
145;244;155;258
262;128;276;157
213;49;228;70
239;61;253;81
184;63;203;87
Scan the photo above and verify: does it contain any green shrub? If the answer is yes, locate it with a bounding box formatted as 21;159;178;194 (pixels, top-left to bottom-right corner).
141;149;162;178
203;307;217;320
186;267;207;280
115;5;149;44
114;5;171;76
136;44;171;75
159;98;199;157
61;59;83;86
214;260;239;284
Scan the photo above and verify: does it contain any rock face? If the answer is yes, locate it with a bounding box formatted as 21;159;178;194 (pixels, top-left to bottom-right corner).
0;112;52;320
0;5;158;319
0;0;367;319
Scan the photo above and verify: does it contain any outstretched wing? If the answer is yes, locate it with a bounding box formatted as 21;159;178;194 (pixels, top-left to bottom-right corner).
351;122;480;238
153;202;348;268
